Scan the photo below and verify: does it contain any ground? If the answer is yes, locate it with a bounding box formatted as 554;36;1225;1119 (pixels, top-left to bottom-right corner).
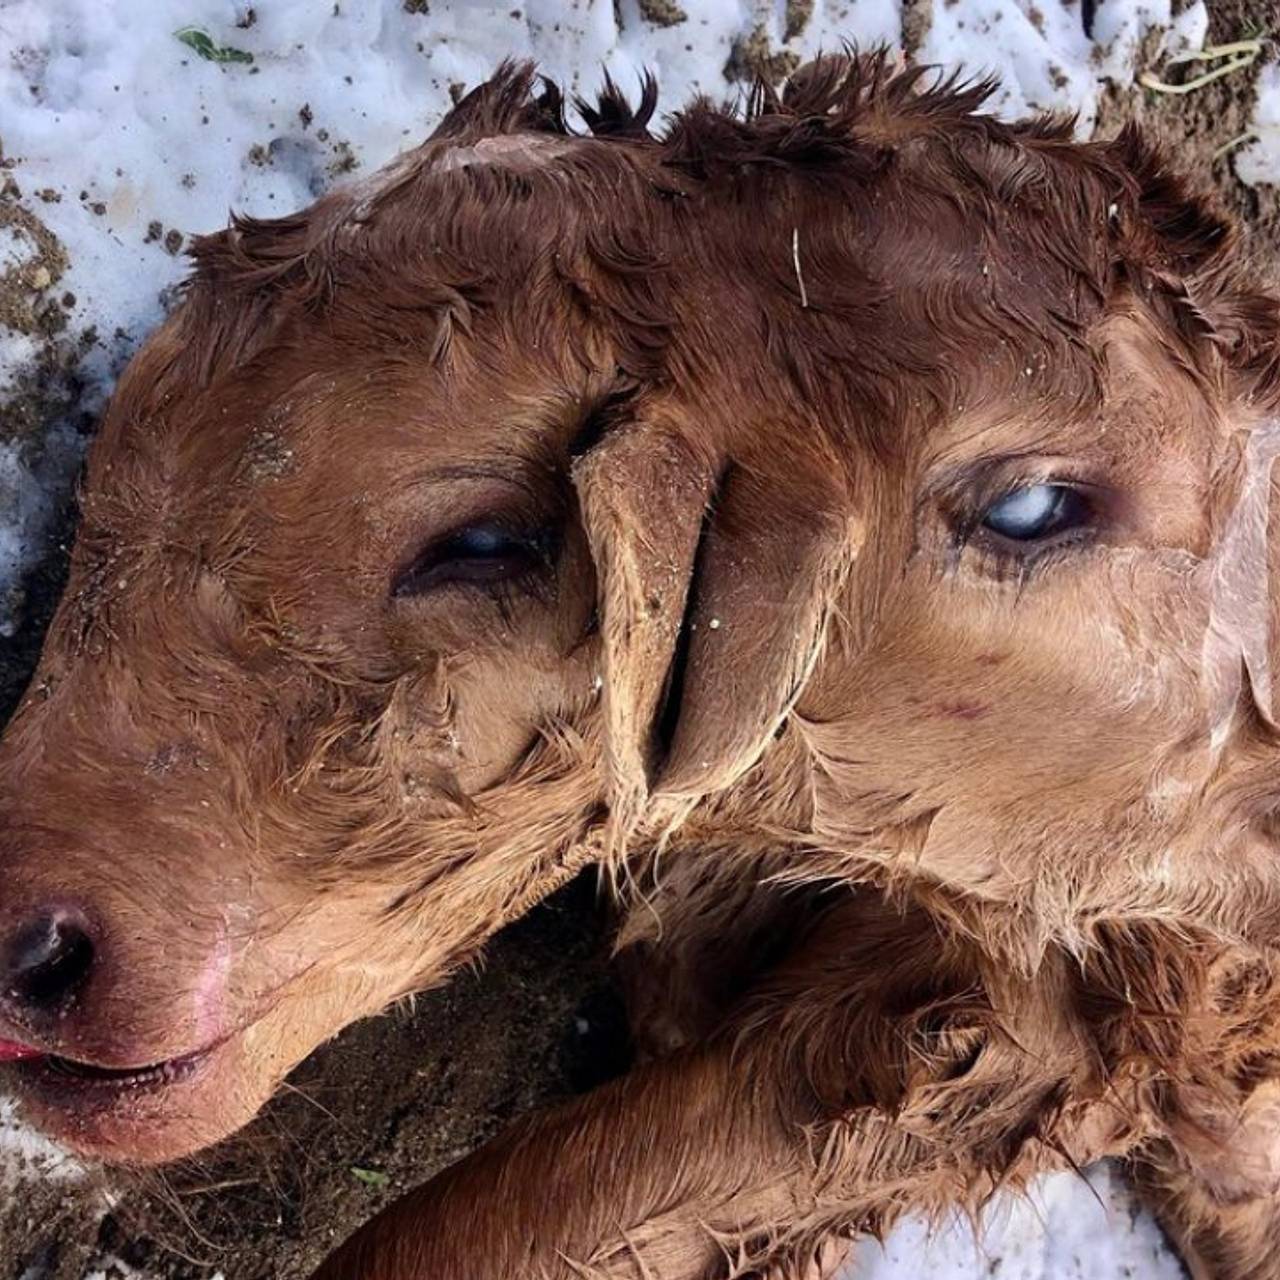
0;1;1277;1277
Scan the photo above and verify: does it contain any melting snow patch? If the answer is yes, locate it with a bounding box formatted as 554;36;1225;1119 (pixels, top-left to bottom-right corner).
80;1259;190;1280
846;1164;1185;1280
0;1094;83;1183
919;0;1210;135
1240;61;1280;187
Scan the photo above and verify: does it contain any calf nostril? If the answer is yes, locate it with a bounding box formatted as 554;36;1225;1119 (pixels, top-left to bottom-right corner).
5;911;96;1012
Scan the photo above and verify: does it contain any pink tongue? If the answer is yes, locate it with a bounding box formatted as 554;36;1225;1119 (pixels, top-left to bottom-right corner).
0;1040;44;1062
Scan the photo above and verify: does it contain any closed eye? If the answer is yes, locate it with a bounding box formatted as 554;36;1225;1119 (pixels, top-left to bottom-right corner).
393;523;553;597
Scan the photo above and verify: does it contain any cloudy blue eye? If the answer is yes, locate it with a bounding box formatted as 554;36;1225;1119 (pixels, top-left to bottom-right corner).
979;484;1088;542
394;523;546;596
450;526;517;557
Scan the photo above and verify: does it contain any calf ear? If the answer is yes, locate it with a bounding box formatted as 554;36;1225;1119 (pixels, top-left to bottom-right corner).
653;462;856;804
572;424;714;835
573;422;856;836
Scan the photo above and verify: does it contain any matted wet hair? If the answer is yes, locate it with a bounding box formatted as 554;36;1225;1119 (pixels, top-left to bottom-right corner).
156;51;1278;404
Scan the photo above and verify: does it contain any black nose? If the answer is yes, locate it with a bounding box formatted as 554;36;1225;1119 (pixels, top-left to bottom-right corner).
3;909;96;1013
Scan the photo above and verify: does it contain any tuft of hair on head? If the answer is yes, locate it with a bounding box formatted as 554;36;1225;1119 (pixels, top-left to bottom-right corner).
430;59;571;141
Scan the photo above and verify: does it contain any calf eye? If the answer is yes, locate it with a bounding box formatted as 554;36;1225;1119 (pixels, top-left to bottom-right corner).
394;524;548;597
979;484;1088;543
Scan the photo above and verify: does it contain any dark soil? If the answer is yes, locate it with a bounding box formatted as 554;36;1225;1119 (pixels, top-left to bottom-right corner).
0;3;1278;1277
1093;0;1280;261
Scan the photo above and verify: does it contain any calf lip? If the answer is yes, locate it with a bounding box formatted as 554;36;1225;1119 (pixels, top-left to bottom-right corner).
0;1037;44;1062
12;1038;221;1107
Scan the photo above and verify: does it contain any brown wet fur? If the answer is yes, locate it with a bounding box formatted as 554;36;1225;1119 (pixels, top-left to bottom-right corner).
5;51;1280;1279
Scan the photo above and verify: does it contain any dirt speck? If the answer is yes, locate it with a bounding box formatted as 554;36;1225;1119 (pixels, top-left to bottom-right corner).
902;0;933;59
244;425;297;480
724;25;800;86
637;0;686;27
327;139;359;177
784;0;814;42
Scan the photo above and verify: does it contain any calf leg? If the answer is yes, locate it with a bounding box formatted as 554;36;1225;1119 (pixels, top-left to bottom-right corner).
314;1038;839;1280
313;897;1112;1280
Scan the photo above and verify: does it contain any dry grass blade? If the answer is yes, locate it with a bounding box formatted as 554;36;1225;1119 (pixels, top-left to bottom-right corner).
1140;37;1267;96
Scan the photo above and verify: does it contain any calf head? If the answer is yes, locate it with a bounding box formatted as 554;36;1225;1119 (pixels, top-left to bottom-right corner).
1;57;1279;1163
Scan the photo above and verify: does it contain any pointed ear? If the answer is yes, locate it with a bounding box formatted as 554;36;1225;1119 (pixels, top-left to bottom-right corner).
573;419;857;835
654;461;857;802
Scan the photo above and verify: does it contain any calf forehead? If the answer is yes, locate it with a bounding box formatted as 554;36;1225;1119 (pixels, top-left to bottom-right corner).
90;108;1233;542
198;130;1103;361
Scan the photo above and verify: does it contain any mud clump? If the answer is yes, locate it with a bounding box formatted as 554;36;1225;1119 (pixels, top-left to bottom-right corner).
784;0;814;42
725;24;801;87
638;0;687;27
0;202;68;337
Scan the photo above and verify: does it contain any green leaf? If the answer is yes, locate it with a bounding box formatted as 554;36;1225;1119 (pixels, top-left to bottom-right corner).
174;27;254;65
350;1167;390;1187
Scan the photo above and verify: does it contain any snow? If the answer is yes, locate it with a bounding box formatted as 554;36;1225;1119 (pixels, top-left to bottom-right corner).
1240;60;1280;187
850;1165;1184;1280
0;0;1272;1275
0;1095;82;1181
78;1261;222;1280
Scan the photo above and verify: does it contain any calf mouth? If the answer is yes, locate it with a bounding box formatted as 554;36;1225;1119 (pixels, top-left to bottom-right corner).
5;1035;226;1129
0;966;330;1160
1;1034;249;1165
24;1044;214;1096
0;1006;299;1163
